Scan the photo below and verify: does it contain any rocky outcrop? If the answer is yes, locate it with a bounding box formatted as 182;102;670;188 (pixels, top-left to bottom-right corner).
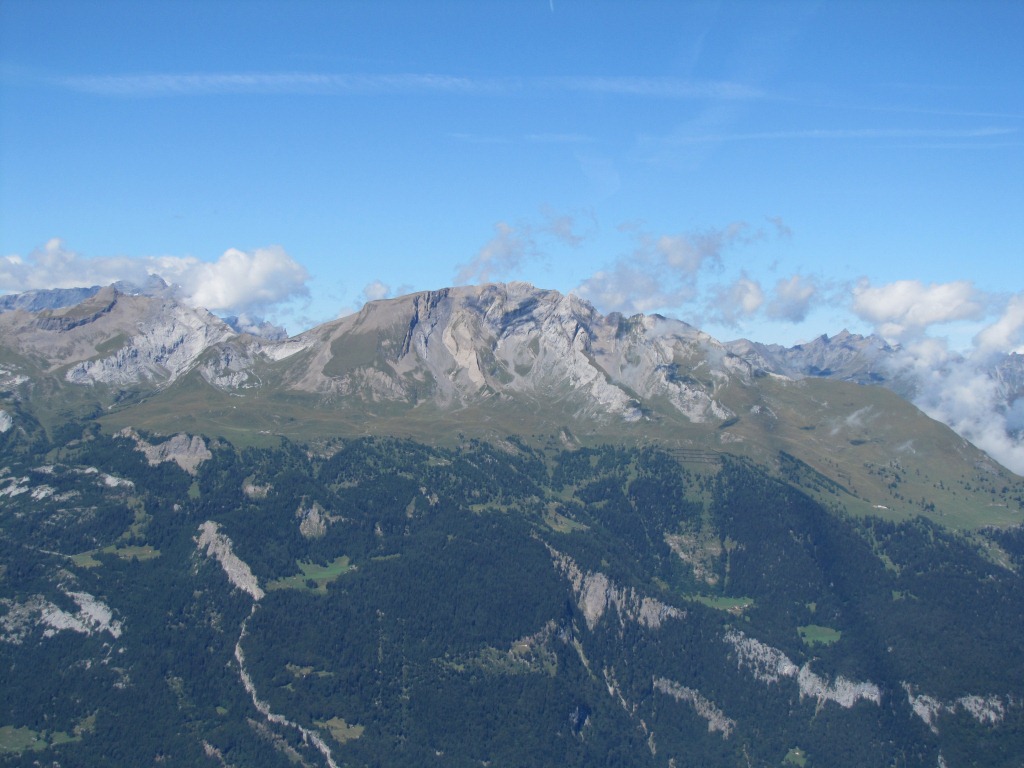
65;297;234;385
235;611;339;768
724;630;881;708
0;287;235;385
121;429;212;475
902;683;1008;732
653;677;735;738
297;501;328;539
196;521;264;600
0;591;122;644
549;548;684;630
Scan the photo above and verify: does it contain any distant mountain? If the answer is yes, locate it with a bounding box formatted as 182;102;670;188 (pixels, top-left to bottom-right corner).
0;278;284;339
0;285;105;313
729;327;1023;405
222;313;289;340
724;330;897;387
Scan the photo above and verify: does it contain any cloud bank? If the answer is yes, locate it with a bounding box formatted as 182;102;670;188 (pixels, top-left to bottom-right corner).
889;334;1024;475
851;279;1024;474
0;239;309;315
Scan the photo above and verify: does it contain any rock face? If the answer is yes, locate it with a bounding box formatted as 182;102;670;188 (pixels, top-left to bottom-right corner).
653;677;735;738
196;521;264;601
0;591;122;644
724;630;881;709
550;547;684;631
120;428;212;475
275;283;741;424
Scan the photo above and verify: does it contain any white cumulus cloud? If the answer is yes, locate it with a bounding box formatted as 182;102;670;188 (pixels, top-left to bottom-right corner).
178;245;309;312
360;280;393;303
974;293;1024;355
852;279;985;340
1;238;153;290
0;239;309;315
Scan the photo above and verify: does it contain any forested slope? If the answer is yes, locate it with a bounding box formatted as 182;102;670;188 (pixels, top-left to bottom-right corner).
2;425;1022;766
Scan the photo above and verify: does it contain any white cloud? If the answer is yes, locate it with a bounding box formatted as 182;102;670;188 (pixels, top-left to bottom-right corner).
455;222;537;285
767;274;818;322
546;75;764;100
852;279;986;340
894;341;1024;475
848;285;1024;471
707;275;764;327
573;221;775;316
644;126;1015;147
455;212;587;285
360;280;393;303
539;209;588;247
179;246;309;312
0;239;309;314
574;263;694;315
767;216;793;240
974;293;1024;355
657;222;754;274
58;72;487;97
880;296;1024;475
57;72;764;101
1;238;154;290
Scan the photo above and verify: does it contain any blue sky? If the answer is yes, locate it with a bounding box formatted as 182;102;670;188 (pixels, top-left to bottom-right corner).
1;0;1022;350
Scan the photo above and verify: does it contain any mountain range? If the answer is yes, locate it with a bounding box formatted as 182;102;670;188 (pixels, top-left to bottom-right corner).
1;281;1021;527
2;281;1024;767
3;279;1021;435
